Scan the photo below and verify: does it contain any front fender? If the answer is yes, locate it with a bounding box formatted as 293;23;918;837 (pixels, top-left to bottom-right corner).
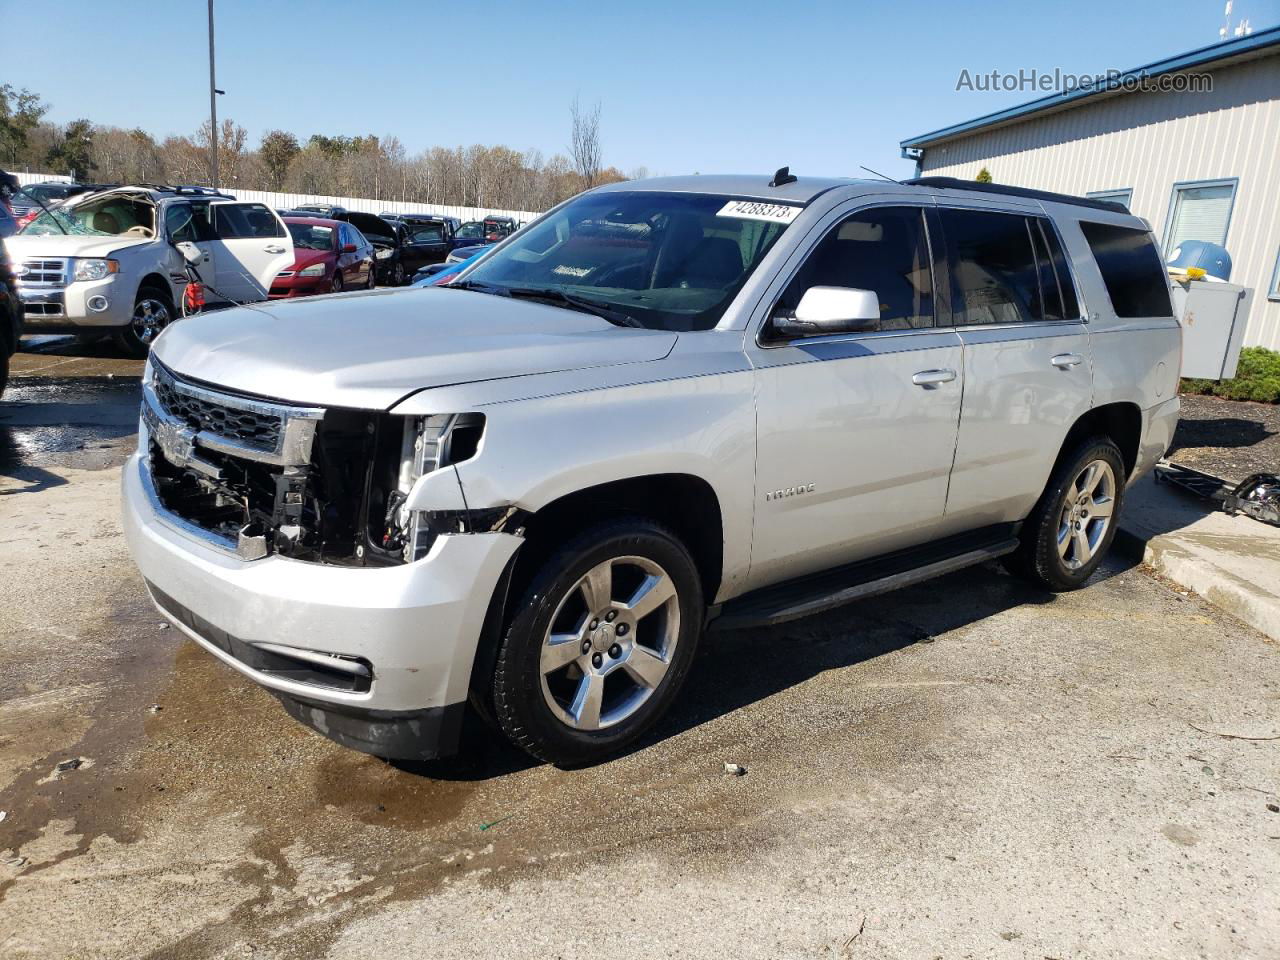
406;372;757;599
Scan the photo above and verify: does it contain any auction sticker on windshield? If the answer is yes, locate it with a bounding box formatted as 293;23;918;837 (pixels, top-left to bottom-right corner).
716;200;802;223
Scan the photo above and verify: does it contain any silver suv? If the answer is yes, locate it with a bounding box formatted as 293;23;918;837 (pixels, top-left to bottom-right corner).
122;174;1181;765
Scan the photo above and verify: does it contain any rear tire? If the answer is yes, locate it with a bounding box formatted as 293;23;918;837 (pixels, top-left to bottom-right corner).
114;285;175;359
0;341;10;400
492;518;704;766
1004;436;1126;591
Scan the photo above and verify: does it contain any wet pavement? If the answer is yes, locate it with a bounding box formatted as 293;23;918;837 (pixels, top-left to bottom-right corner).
11;334;145;379
0;377;1277;958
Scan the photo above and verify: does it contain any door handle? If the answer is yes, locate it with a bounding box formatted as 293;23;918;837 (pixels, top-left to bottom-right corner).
264;245;287;254
912;368;956;386
1051;353;1084;368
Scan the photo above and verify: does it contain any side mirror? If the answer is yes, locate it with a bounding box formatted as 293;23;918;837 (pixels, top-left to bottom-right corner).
773;286;881;339
342;243;357;253
176;241;204;265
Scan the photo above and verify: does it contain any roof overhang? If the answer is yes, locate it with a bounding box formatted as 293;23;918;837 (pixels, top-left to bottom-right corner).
900;25;1280;155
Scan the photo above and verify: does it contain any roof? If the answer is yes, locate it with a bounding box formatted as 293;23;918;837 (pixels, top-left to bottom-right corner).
596;174;861;205
901;25;1280;152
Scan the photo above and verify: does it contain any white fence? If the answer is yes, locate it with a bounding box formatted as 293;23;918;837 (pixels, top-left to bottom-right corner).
12;171;541;224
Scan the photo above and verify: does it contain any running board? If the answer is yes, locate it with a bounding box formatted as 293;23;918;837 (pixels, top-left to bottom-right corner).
712;527;1020;631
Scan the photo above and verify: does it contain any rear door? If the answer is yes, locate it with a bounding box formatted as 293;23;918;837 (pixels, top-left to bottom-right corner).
935;204;1093;530
208;202;294;303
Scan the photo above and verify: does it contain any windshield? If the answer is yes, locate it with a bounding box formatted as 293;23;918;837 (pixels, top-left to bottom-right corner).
457;190;795;331
457;221;485;239
24;193;156;238
287;222;335;251
25;184;71;203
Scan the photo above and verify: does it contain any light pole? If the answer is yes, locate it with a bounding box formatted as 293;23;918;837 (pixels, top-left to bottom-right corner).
207;0;220;188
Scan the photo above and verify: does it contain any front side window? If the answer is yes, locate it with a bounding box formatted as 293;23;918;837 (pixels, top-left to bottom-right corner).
1080;221;1173;318
214;203;285;239
941;209;1042;325
457;221;485;239
459;191;794;331
1164;180;1235;252
165;203;199;243
776;206;934;332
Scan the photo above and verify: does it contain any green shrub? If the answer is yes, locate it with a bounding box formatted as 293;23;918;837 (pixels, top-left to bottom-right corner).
1180;347;1280;404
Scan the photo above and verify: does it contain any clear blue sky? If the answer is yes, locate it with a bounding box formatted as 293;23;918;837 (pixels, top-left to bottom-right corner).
4;0;1277;178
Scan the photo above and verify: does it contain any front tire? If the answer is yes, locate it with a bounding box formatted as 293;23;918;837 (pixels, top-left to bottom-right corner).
492;518;704;765
391;262;406;286
114;286;175;358
1005;437;1126;591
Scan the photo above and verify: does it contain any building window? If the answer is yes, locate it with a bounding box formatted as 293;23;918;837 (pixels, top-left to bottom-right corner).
1087;188;1133;210
1270;246;1280;303
1163;179;1237;254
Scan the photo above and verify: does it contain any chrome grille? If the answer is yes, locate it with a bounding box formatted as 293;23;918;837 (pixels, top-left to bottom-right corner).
147;362;325;467
17;258;68;288
154;365;282;453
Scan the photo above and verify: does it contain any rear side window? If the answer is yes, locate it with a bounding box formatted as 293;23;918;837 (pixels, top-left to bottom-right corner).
214;203;285;239
1079;221;1173;318
940;209;1040;325
779;206;934;331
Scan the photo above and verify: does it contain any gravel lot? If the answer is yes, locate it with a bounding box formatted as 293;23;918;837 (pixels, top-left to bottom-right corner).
1169;393;1280;483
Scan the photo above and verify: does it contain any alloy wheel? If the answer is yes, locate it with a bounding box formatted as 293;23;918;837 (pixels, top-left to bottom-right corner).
132;297;172;345
1057;459;1117;570
539;555;681;731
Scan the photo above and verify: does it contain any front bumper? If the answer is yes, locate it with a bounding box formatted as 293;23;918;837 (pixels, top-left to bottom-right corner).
19;276;132;330
268;274;329;298
121;450;522;757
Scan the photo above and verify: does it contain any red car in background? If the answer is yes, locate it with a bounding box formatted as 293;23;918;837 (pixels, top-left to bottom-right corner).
270;216;375;298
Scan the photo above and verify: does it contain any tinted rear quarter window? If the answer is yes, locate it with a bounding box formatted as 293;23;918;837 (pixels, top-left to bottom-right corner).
1079;221;1173;318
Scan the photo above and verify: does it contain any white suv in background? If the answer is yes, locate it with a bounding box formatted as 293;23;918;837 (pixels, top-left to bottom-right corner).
8;186;294;356
123;174;1181;766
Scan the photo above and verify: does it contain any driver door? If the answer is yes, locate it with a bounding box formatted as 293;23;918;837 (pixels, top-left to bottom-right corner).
208;203;294;303
744;203;964;591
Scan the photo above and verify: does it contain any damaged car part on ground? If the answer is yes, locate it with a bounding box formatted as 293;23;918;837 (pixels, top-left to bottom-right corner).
123;173;1181;766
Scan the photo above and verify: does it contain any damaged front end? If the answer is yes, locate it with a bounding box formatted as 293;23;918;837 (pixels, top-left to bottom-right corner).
141;358;505;565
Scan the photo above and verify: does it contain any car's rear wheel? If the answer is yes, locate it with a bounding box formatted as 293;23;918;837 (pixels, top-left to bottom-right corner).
1005;436;1126;591
114;286;174;358
0;340;10;401
492;518;704;765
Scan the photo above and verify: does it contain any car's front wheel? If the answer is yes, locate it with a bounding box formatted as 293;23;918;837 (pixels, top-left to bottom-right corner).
492;518;704;765
1005;436;1126;591
392;262;405;286
114;286;175;358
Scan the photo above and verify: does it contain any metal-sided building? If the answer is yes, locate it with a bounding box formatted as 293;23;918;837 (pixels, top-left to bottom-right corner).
900;27;1280;349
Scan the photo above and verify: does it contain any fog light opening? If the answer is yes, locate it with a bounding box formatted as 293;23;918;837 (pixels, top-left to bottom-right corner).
87;296;111;312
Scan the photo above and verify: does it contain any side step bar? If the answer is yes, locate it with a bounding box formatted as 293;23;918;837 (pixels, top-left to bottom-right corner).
712;528;1020;632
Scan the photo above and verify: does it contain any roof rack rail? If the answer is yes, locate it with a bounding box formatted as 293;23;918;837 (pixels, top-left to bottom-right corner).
906;176;1128;214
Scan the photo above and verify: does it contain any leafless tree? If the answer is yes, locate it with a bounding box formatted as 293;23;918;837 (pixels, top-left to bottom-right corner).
569;95;602;189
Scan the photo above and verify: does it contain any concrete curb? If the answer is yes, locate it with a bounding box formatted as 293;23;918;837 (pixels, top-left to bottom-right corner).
1116;473;1280;642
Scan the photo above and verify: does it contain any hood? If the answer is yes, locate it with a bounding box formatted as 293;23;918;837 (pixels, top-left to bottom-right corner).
153;286;678;410
289;249;334;271
5;233;151;259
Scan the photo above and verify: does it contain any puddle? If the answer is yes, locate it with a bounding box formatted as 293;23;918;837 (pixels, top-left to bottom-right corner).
0;378;141;474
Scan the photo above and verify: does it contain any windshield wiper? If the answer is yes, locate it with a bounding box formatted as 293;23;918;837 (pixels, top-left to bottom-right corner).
505;287;644;328
447;279;511;296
